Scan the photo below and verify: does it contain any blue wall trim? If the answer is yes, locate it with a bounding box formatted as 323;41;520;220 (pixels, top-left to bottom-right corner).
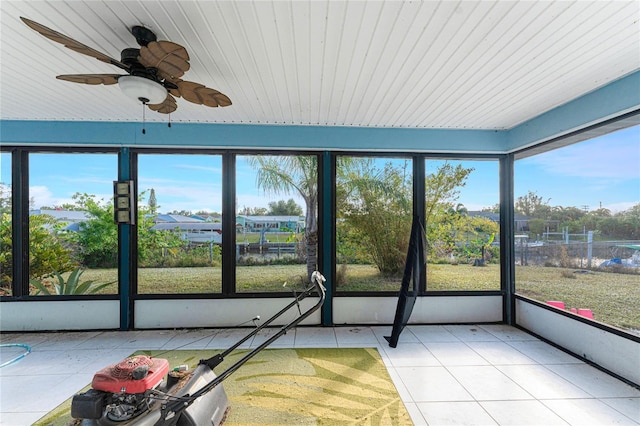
506;70;640;152
1;120;505;153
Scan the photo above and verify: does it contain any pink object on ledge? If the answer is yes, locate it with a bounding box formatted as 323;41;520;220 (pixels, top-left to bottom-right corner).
577;309;594;319
546;301;565;309
570;308;578;314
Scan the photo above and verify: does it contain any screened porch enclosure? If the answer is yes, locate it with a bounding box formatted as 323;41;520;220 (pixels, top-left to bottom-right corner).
1;0;638;401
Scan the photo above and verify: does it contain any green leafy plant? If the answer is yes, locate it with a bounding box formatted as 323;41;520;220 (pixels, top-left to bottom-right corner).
29;268;115;295
338;160;413;275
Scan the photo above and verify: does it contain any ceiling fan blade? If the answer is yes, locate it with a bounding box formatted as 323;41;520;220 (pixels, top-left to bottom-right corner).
56;74;121;85
139;41;190;79
21;17;129;71
148;94;177;114
175;80;232;108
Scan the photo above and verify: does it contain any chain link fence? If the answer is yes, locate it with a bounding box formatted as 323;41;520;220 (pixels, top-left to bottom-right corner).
515;240;640;268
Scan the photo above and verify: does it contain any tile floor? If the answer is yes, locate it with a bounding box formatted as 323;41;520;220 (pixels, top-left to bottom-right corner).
1;324;639;425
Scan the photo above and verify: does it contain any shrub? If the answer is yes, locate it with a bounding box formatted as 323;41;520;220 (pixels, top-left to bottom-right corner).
237;254;301;266
1;213;76;290
30;268;114;295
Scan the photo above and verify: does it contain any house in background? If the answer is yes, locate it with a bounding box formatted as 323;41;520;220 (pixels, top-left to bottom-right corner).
150;221;222;245
154;214;203;224
236;215;304;233
29;209;91;223
29;209;91;232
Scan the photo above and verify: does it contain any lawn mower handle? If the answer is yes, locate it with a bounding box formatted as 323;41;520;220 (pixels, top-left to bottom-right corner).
155;271;327;426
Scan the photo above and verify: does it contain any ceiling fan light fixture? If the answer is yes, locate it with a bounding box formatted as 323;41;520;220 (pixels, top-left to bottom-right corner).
118;75;167;104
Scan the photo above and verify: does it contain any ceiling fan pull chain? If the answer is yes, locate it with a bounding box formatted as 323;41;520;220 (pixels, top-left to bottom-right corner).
142;102;146;134
168;113;172;128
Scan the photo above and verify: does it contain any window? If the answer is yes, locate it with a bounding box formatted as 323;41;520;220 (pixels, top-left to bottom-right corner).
425;159;500;291
28;153;118;296
0;152;12;296
336;156;413;292
235;155;316;293
514;125;640;333
137;154;223;294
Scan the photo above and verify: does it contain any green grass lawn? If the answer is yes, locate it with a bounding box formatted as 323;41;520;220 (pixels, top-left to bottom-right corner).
335;263;502;291
74;264;640;332
515;265;640;332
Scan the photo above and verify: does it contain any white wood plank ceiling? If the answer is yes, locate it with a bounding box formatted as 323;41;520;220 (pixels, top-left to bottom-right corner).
1;1;638;129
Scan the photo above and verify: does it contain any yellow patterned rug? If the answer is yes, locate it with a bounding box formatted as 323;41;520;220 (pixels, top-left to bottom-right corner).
36;347;412;425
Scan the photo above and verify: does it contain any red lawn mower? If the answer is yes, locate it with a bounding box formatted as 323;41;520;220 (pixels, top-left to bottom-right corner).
70;272;327;426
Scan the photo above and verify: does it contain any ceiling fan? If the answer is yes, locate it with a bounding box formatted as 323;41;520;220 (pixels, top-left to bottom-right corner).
20;17;231;115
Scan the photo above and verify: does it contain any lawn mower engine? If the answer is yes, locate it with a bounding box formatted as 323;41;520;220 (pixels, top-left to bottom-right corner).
71;354;229;426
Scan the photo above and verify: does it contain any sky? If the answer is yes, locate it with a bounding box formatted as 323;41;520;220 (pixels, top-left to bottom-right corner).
514;125;640;213
1;125;638;215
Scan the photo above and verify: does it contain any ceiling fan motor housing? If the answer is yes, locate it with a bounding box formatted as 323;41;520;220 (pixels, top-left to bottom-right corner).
131;25;157;47
120;48;141;65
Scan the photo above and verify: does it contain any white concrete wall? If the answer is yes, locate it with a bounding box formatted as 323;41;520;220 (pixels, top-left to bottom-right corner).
0;295;502;331
0;300;119;331
134;297;322;329
516;298;640;386
333;295;503;324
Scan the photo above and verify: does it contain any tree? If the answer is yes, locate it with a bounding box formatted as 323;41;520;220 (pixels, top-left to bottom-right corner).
148;188;158;214
167;209;193;216
339;160;412;274
268;199;303;216
424;163;474;260
455;203;468;216
612;203;640;239
248;156;318;280
137;195;185;267
515;191;550;217
195;210;221;217
338;160;474;273
425;163;474;224
0;182;11;215
590;207;612;217
482;203;501;213
550;206;586;223
0;212;76;291
238;206;268;216
63;193;118;268
29;214;77;278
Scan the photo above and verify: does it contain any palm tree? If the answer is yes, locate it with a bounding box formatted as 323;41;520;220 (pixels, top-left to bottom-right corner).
148;188;158;214
247;155;318;280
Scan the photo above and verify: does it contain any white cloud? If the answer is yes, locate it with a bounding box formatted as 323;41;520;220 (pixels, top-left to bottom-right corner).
29;186;57;209
604;201;639;214
29;186;112;209
137;178;223;213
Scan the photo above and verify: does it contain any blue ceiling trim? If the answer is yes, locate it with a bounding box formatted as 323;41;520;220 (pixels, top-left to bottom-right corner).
0;120;505;153
505;70;640;152
1;71;637;153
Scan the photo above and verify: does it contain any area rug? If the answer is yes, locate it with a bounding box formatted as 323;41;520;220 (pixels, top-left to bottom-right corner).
36;347;412;425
